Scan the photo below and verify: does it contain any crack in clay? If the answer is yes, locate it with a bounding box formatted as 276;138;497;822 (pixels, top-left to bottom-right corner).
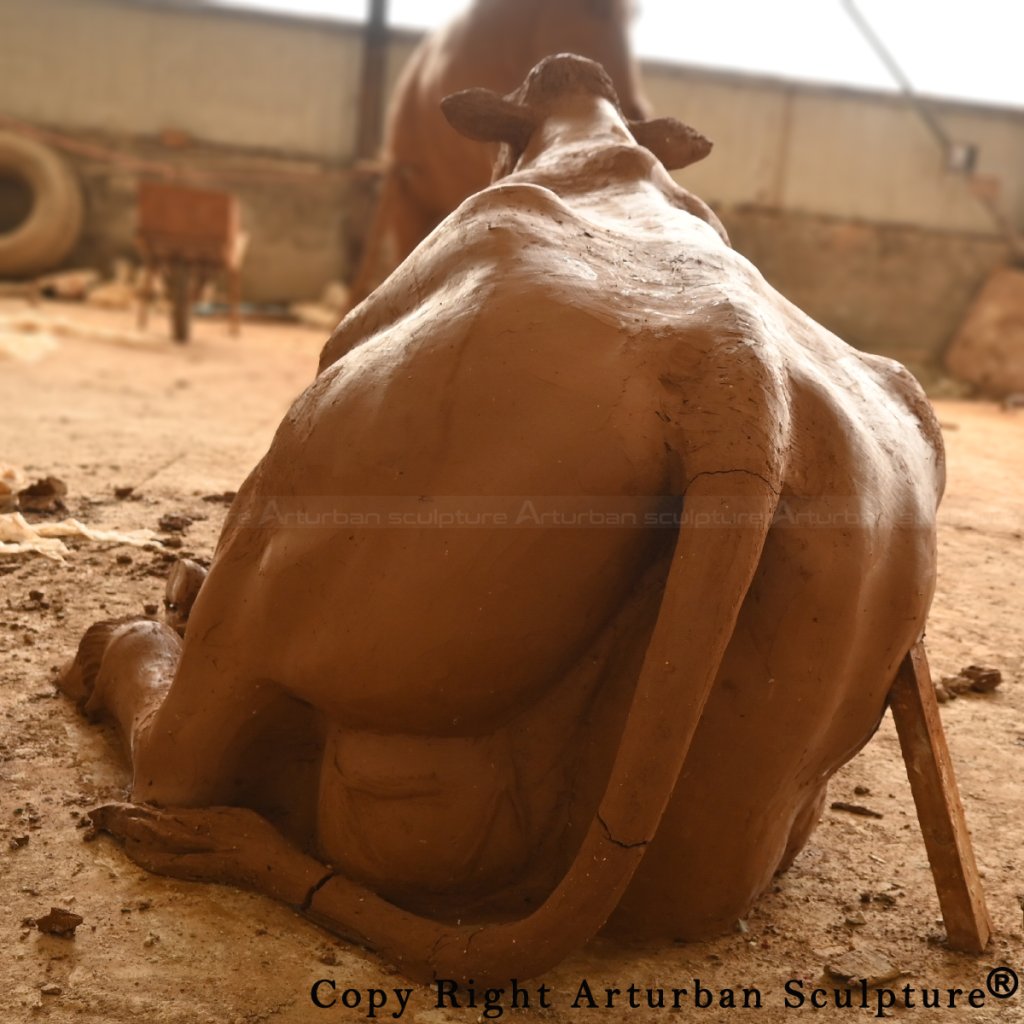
597;812;649;850
301;869;337;911
685;468;780;496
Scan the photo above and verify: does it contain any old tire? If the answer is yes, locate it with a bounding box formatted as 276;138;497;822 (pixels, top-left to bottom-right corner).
0;131;84;278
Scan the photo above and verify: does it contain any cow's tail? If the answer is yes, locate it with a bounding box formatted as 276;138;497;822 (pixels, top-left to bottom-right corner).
303;468;779;982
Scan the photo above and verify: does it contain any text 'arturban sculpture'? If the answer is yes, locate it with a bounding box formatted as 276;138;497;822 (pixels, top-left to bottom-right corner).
61;54;945;984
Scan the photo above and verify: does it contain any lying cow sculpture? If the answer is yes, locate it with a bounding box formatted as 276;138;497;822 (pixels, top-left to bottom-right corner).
60;55;945;984
347;0;650;309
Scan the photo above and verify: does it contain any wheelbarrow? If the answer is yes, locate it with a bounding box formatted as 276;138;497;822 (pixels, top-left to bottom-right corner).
136;181;246;343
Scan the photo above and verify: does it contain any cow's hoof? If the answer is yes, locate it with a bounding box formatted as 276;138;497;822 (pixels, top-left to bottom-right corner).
164;558;207;635
57;616;145;715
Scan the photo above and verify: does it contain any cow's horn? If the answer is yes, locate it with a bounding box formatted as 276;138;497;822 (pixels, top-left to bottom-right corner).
441;88;536;148
629;116;713;170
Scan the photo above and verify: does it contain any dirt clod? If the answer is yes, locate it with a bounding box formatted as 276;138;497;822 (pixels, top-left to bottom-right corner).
158;514;192;533
35;907;84;937
936;664;1003;700
17;475;68;513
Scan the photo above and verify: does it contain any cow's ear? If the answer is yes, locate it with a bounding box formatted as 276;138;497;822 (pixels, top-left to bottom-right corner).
628;117;712;170
441;88;536;148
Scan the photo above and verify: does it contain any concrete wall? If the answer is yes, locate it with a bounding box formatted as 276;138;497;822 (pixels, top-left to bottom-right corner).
2;0;1021;360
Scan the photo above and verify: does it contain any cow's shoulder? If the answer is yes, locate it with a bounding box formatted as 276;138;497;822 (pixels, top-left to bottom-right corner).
449;182;579;241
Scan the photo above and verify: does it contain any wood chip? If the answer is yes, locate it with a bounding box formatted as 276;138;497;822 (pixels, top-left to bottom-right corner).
830;801;884;819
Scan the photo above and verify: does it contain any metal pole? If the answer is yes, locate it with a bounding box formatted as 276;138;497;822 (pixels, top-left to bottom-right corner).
356;0;389;160
839;0;952;154
840;0;1021;258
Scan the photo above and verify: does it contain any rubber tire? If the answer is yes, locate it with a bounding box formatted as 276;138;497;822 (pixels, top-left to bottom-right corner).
0;131;84;278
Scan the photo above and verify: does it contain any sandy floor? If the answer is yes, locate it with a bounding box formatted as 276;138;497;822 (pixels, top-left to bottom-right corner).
1;301;1022;1023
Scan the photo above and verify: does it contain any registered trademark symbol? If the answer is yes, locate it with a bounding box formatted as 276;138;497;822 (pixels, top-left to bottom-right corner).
986;967;1019;999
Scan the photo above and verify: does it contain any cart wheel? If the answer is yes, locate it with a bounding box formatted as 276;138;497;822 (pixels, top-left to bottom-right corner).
168;264;192;343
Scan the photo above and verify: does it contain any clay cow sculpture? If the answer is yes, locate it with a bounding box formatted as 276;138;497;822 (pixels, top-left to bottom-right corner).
347;0;650;309
60;55;945;984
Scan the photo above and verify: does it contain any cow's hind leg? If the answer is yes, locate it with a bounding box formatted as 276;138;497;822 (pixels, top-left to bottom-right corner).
59;621;292;816
58;617;182;754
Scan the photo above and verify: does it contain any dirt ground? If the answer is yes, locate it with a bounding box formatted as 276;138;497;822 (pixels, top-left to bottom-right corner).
1;301;1022;1024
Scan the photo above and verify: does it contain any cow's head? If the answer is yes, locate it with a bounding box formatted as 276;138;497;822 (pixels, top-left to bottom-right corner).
442;53;711;179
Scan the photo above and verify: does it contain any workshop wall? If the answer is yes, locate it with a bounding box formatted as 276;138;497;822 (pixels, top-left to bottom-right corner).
2;0;1020;362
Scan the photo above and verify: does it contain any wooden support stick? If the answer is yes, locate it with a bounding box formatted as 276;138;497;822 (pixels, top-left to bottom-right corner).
889;642;992;952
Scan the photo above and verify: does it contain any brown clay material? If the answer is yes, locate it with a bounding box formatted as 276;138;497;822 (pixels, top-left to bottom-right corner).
61;55;946;984
347;0;651;309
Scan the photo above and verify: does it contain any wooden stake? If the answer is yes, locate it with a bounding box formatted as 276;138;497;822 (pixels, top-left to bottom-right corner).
889;642;992;952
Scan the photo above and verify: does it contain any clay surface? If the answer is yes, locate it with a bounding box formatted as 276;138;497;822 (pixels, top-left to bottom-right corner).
348;0;650;307
945;266;1024;397
60;56;945;983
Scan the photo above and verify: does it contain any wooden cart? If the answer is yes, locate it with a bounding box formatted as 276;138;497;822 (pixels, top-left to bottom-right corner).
136;181;245;343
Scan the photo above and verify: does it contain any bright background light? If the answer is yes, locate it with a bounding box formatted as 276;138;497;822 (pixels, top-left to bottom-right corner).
209;0;1023;109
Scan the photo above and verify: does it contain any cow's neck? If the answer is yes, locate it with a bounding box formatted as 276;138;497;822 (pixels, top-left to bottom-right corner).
520;96;632;168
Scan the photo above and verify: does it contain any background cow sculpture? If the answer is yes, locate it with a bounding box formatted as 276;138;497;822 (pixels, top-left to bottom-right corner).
346;0;650;309
59;55;946;984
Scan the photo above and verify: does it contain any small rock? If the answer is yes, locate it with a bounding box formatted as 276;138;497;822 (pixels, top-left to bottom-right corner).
114;486;135;500
35;907;84;937
937;664;1002;698
37;267;100;300
961;664;1002;693
825;948;902;987
853;785;871;796
143;603;160;616
116;554;133;566
143;932;159;948
202;491;237;505
9;835;29;850
17;476;68;513
845;914;867;927
40;983;62;996
158;514;192;533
